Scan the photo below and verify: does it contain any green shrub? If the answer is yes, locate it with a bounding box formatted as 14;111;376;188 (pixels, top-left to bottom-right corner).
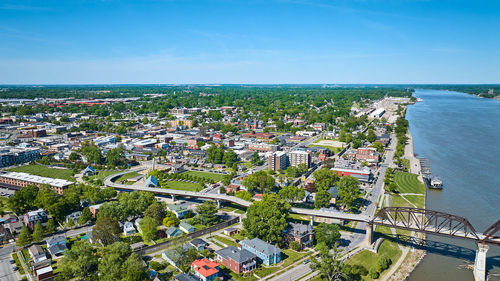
289;241;301;251
376;254;392;272
369;267;379;279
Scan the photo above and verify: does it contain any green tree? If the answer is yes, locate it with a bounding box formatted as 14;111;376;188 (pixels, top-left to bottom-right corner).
139;216;158;241
337;176;361;209
78;207;92;225
45;218;56;234
105;147;125;167
8;185;38;214
242;170;275;193
243;194;290;244
93;217;121;246
315;189;332;209
310;244;348;281
290;241;301;251
313;168;338;191
371;141;383;152
17;226;32;246
315;223;341;248
121;253;148;281
80;141;102;164
250;152;262;165
278;185;305;202
235;190;253;201
99;242;132;281
222;149;238;167
32;222;44;242
144;202;165;225
193;201;219;226
69;152;81;161
59;240;98;279
162;211;180;227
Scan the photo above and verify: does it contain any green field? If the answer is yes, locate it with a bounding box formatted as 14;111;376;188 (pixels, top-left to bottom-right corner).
89;170;122;181
115;172;141;183
307;144;343;154
181;170;225;182
346;236;402;281
213;235;238;247
163;180;202;191
403;195;425;208
393;172;425;194
6;164;74;181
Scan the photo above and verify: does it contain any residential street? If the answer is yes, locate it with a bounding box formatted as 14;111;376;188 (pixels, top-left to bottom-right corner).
0;244;18;281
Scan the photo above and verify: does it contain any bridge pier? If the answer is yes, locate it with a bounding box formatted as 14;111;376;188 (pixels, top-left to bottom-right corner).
474;242;489;281
365;223;374;247
217;200;221;208
310;216;314;226
171;195;175;202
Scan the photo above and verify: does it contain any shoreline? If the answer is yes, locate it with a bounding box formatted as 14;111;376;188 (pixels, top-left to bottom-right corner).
386;113;428;281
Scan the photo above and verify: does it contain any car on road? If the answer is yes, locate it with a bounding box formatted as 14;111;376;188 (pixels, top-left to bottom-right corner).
10;259;15;264
12;265;18;271
303;259;310;264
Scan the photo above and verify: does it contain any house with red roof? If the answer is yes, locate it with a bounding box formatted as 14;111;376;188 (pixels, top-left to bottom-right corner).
191;258;219;281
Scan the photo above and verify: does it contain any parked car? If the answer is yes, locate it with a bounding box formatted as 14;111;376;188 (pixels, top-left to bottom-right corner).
303;259;310;264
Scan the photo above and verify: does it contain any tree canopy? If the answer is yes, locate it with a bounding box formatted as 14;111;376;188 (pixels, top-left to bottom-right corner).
243;194;290;244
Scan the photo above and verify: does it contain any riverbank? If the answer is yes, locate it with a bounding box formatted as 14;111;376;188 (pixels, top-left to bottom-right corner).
385;118;427;281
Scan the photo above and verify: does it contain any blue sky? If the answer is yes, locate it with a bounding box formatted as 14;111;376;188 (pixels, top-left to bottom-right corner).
0;0;499;84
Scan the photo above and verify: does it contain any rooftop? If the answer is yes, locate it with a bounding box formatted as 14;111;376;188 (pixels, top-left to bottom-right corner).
0;172;74;188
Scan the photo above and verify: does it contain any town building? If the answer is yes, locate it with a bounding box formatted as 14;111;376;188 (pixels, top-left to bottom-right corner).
0;172;74;194
0;146;41;168
23;209;48;230
268;151;289;172
247;143;279;153
289;150;311;168
331;160;373;183
191;258;219;281
285;223;315;249
215;246;257;274
240;238;282;266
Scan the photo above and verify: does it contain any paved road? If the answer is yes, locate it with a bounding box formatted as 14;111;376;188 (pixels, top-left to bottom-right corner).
0;244;17;281
269;135;398;281
105;171;370;223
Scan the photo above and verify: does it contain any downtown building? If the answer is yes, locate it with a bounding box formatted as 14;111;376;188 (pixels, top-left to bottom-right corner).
289;150;311;168
268;151;289;172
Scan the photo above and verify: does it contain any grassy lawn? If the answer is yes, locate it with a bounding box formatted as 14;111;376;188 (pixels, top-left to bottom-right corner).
12;253;25;274
390;194;412;208
346;239;402;281
181;170;225;182
231;233;247;242
162;180;202;191
255;266;281;278
115;172;141;183
393;172;425;194
307;144;343;154
90;170;122;180
255;249;311;278
281;249;311;267
403;195;425;208
6;164;74;181
220;203;247;214
21;248;29;261
213;235;238;247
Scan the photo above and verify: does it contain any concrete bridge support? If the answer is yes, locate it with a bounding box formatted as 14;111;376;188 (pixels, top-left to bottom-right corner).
170;195;175;202
474;242;489;281
217;200;221;208
365;223;374;247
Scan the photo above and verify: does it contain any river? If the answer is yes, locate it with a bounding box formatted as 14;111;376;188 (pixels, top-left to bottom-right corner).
406;89;500;281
